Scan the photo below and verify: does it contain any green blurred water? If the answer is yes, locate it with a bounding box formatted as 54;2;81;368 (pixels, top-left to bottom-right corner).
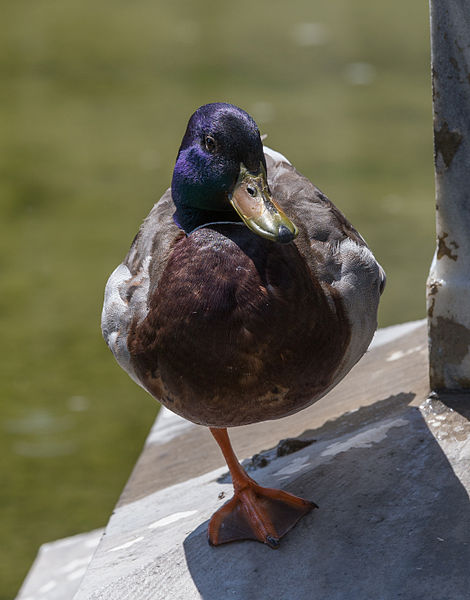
0;0;434;596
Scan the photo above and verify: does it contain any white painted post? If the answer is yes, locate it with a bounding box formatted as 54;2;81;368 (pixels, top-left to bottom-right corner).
427;0;470;390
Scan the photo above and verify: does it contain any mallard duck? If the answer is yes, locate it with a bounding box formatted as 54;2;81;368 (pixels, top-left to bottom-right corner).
102;102;385;548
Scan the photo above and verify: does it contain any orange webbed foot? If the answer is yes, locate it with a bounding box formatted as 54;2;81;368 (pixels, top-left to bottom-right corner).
208;427;316;549
208;481;317;548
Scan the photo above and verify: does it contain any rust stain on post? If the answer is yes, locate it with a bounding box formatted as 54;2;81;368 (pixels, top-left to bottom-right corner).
427;280;442;319
429;317;470;390
434;317;470;364
437;232;459;261
434;121;463;168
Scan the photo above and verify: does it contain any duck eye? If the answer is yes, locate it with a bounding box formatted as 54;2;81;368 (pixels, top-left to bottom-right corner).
204;135;216;152
246;185;256;197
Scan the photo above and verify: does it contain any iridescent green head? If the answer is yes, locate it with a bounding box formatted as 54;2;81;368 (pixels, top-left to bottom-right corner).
171;103;298;243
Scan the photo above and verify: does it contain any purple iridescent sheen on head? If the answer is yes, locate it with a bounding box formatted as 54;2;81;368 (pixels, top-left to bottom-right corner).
171;103;266;233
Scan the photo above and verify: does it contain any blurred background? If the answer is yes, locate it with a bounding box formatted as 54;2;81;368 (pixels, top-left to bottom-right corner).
1;0;433;597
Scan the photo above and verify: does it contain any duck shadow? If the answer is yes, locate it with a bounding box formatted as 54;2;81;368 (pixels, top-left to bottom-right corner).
183;393;470;600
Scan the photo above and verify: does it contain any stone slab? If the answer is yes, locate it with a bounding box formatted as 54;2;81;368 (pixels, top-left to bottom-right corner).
15;529;103;600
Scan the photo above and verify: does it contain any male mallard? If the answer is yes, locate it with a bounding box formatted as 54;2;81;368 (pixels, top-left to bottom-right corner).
102;103;385;548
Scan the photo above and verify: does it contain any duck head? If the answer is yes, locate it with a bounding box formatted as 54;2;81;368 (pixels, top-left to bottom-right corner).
171;103;298;243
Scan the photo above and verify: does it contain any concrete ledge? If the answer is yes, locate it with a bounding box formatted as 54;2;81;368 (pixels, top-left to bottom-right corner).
16;530;103;600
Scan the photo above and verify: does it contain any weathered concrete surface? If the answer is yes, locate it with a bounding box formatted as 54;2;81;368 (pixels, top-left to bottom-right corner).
428;0;470;389
17;320;470;599
15;529;103;600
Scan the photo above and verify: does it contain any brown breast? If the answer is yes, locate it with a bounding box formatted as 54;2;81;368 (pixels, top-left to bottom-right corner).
127;223;351;427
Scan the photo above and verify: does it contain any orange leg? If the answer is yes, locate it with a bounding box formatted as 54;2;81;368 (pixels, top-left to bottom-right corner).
208;427;317;549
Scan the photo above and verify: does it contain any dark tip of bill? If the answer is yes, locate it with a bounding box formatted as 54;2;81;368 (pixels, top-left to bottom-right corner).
266;535;281;549
277;225;295;244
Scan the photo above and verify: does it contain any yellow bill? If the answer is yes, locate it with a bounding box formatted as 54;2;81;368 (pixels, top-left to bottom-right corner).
229;164;298;244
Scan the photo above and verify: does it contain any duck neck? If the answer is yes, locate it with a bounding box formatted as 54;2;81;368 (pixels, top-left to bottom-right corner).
173;204;241;234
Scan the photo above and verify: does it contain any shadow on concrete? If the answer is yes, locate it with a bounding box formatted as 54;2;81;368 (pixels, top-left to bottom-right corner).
183;393;470;600
436;391;470;421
